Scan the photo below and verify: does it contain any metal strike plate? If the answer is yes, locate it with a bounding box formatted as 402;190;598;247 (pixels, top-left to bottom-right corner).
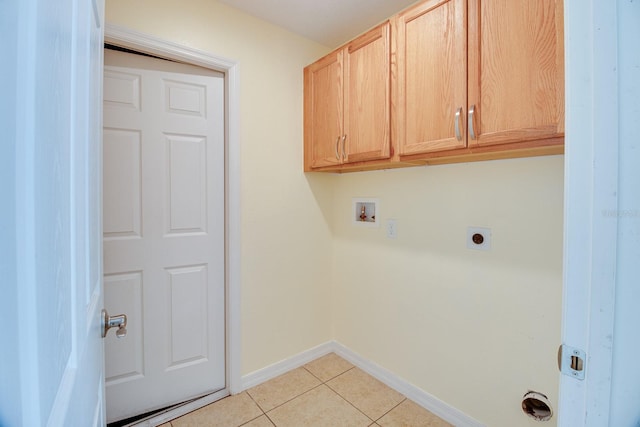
558;344;586;380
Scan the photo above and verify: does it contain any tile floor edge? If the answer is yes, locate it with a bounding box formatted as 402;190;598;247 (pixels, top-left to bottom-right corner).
241;340;485;427
241;341;335;390
137;341;485;426
331;341;486;427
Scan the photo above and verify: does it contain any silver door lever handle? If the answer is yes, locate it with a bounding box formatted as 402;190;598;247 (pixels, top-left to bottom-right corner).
102;309;128;338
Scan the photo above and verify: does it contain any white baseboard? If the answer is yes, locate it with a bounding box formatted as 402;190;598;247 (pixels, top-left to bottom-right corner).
240;340;484;427
241;341;335;390
331;342;485;427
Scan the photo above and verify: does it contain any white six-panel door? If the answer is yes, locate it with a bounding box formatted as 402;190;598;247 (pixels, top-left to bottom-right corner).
103;49;226;422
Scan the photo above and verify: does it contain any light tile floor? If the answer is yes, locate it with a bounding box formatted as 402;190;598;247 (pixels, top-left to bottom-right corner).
163;353;452;427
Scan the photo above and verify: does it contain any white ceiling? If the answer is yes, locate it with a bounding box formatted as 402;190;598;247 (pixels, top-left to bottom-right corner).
217;0;419;48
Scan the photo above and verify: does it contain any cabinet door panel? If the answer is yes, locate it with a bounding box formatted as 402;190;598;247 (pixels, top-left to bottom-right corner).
343;22;391;163
468;0;564;146
395;0;467;156
304;51;343;169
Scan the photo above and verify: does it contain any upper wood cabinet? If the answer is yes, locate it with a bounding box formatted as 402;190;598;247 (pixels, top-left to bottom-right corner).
394;0;564;158
304;50;343;169
468;0;564;148
393;0;468;156
304;22;391;171
304;0;564;172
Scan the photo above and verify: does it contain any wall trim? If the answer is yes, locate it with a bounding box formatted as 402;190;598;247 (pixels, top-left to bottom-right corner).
240;341;484;427
241;342;335;390
104;23;237;71
332;342;485;427
103;23;243;396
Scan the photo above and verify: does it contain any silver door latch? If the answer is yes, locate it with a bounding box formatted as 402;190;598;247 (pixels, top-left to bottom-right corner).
102;309;128;338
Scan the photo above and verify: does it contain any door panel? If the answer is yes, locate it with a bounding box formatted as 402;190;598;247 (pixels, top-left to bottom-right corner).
396;0;468;155
104;272;144;384
103;49;226;422
103;128;142;239
166;265;209;368
304;51;343;169
467;0;564;146
165;80;207;117
104;69;141;110
165;134;208;234
343;22;391;163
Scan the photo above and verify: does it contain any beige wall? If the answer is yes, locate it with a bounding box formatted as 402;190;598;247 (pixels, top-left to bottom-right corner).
329;156;563;426
106;2;564;425
106;0;335;374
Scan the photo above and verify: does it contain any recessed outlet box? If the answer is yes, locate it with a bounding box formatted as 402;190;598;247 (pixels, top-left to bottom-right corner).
467;226;491;251
352;198;379;227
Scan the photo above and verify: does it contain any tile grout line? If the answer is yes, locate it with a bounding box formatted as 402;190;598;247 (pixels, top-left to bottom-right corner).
254;363;356;416
245;389;266;413
253;363;367;426
323;376;377;425
303;363;355;383
302;365;325;383
263;410;277;427
251;382;326;416
320;365;412;425
372;397;408;423
243;390;270;426
314;365;378;425
246;365;326;415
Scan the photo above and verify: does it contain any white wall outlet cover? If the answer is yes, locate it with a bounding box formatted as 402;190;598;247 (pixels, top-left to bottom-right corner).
467;226;491;251
386;219;398;239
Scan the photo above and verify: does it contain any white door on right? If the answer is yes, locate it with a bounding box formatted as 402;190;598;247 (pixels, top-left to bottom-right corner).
103;49;226;423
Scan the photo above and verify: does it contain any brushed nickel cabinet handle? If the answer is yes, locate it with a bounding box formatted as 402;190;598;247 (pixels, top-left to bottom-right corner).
468;105;477;140
335;136;341;160
455;107;463;141
341;135;347;160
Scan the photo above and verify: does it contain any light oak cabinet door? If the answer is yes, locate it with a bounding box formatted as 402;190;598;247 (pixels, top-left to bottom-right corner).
468;0;564;147
394;0;564;157
304;50;343;169
304;22;391;171
394;0;468;156
343;22;391;164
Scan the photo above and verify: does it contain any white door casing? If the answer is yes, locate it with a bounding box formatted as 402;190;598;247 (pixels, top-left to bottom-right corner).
559;0;618;425
1;0;106;426
103;49;226;422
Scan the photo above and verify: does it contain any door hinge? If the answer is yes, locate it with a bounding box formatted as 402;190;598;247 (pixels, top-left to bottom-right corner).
558;344;586;380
